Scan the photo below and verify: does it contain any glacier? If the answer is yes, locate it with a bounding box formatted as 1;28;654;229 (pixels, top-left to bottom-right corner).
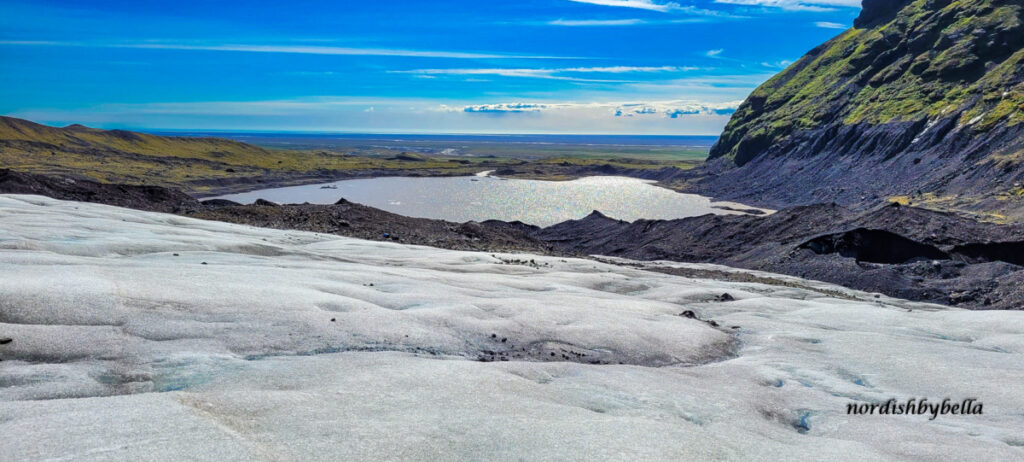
0;194;1022;460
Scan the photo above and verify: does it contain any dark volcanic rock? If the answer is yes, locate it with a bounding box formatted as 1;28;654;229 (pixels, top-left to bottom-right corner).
535;204;855;262
951;241;1024;266
253;198;280;207
183;200;554;254
201;199;243;207
799;228;950;264
535;201;1024;310
0;169;199;213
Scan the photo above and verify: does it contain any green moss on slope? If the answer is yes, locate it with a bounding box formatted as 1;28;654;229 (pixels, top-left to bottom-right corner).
0;117;497;193
712;0;1024;163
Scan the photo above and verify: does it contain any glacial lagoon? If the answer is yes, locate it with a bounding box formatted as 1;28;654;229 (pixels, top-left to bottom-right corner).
209;173;769;227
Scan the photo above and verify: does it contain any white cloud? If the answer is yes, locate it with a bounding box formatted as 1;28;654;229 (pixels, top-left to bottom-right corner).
391;66;697;82
393;68;554;79
562;66;699;73
443;99;743;118
0;40;581;60
0;40;66;46
547;18;646;26
814;21;847;29
706;49;725;57
566;0;682;12
713;0;860;12
123;44;583;60
565;0;742;18
457;103;551;113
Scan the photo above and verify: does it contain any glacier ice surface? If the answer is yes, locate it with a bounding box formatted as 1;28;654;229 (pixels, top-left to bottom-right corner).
0;194;1022;461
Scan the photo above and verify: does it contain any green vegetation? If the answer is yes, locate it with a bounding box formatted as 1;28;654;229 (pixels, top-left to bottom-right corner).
0;117;706;195
701;0;1024;222
714;0;1024;162
0;117;517;194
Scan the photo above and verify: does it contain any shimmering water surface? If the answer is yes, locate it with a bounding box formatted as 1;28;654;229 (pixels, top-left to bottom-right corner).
209;174;765;227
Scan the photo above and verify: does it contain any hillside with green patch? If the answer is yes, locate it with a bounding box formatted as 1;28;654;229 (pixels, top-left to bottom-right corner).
0;116;505;195
696;0;1024;222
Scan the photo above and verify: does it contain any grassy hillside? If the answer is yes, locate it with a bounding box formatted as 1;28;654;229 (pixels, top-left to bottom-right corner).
0;117;706;196
0;117;506;195
712;0;1023;165
689;0;1024;222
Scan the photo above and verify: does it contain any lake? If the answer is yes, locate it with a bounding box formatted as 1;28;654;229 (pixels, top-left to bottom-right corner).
208;173;768;227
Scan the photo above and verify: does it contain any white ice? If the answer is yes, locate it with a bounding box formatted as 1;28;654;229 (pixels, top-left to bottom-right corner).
0;194;1022;461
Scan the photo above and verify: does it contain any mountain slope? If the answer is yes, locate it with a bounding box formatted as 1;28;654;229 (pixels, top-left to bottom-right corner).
0;116;280;190
0;116;493;195
1;116;276;161
694;0;1024;221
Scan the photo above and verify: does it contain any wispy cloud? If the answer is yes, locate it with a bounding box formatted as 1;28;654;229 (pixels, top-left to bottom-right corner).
390;66;697;81
0;40;67;46
0;40;583;60
706;49;725;58
814;21;847;29
544;14;745;26
565;0;744;19
390;68;620;83
621;73;777;98
713;0;860;12
547;18;646;26
566;0;682;12
123;43;588;60
761;59;793;68
88;97;430;115
561;66;698;73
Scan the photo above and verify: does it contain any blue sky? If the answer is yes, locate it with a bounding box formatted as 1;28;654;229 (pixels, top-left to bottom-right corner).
0;0;861;134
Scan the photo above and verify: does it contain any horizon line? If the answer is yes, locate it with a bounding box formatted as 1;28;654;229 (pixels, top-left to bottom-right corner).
4;115;724;138
150;128;722;137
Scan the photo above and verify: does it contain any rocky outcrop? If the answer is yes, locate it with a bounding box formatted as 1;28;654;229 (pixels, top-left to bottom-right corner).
691;0;1024;219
